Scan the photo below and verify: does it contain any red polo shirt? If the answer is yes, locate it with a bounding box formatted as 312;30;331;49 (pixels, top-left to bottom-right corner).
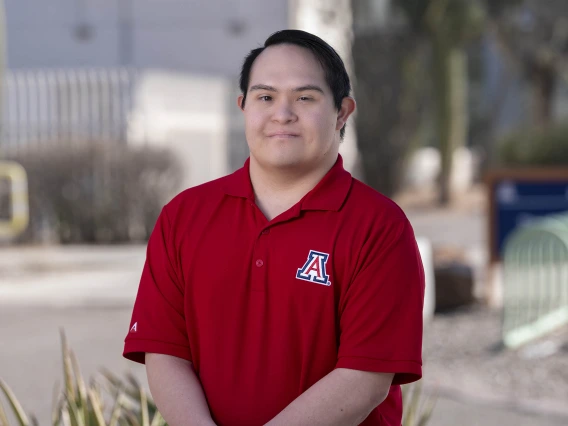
124;155;424;426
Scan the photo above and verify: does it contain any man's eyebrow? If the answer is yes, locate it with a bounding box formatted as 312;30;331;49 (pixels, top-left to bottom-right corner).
292;85;324;94
248;84;325;94
249;84;277;92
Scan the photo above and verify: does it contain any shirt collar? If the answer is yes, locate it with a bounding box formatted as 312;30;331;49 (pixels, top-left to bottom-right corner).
223;155;352;212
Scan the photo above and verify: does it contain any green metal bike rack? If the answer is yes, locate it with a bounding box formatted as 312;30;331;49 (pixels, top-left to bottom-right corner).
502;213;568;348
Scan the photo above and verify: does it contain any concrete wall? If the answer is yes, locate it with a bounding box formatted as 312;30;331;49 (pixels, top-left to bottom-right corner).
5;0;288;75
128;70;232;190
4;0;288;189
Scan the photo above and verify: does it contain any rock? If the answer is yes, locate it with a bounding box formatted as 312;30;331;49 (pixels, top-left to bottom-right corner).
434;262;475;312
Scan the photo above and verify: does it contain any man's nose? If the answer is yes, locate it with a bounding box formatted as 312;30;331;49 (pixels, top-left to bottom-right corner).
271;100;297;123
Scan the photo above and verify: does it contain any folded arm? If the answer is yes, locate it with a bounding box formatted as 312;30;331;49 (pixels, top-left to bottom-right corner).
265;368;394;426
145;353;216;426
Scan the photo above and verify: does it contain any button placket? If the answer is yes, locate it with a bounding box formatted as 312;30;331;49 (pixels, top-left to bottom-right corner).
251;229;269;292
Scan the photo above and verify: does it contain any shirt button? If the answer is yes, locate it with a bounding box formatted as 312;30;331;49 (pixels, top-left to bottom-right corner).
255;259;264;267
261;229;270;235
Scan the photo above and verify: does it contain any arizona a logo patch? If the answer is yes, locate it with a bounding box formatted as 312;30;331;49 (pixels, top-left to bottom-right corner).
296;250;331;286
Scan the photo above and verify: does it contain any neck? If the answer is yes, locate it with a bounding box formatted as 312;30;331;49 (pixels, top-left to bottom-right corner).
249;155;338;221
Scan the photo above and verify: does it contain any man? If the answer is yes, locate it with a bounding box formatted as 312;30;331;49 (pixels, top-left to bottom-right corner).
124;29;425;426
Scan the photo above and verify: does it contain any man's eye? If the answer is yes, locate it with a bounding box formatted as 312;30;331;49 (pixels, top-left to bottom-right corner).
259;95;272;101
299;96;313;101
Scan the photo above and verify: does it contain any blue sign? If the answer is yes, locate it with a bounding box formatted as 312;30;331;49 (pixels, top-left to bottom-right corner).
494;180;568;257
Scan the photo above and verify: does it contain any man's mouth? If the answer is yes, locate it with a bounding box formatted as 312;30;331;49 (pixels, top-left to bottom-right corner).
267;132;300;138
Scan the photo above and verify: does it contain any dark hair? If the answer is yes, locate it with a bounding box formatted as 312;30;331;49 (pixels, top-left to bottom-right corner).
239;29;351;139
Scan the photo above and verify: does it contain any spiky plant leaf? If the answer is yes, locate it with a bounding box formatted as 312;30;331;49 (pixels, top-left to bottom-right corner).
402;381;437;426
0;395;11;426
108;392;126;426
99;370;121;389
61;407;72;426
0;378;30;426
70;351;88;415
87;389;106;426
52;381;63;426
63;393;84;426
417;392;437;426
122;410;140;426
60;330;76;407
125;374;141;394
139;388;150;426
149;411;165;426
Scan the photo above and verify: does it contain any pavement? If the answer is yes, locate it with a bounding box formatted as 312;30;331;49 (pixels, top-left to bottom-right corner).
0;206;567;425
0;245;145;307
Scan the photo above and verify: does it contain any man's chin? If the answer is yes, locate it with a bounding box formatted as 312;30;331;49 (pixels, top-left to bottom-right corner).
253;151;303;169
264;156;305;170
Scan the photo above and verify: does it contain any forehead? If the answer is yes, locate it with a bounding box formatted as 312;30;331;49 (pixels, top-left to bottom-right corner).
248;44;327;90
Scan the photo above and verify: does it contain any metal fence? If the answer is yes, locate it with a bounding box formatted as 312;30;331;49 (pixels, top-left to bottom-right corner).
1;68;136;154
502;213;568;348
0;68;179;244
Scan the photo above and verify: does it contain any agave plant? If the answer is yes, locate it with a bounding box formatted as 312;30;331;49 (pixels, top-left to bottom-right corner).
0;330;167;426
0;378;38;426
401;381;437;426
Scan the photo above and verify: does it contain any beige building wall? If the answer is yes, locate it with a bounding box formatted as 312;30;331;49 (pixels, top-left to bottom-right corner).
127;71;231;191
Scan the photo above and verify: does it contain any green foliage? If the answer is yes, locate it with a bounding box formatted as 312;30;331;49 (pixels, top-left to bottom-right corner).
497;124;568;166
394;0;521;29
402;381;437;426
394;0;431;32
393;0;485;42
0;331;167;426
484;0;523;18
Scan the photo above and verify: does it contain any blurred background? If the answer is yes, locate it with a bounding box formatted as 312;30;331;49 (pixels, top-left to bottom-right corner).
0;0;567;425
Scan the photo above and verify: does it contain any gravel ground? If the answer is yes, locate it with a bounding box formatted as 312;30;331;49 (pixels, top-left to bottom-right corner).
422;303;568;415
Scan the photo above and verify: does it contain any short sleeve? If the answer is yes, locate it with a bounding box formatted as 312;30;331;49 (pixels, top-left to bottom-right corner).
336;218;425;385
123;206;191;364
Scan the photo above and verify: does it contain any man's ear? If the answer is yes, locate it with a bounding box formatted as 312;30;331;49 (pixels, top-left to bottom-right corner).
237;94;245;111
335;96;356;131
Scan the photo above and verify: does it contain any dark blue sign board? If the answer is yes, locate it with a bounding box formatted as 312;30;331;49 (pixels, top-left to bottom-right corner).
488;170;568;262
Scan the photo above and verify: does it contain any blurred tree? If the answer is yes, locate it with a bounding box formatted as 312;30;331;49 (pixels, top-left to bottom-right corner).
393;0;485;204
355;0;568;200
487;0;568;127
352;29;430;198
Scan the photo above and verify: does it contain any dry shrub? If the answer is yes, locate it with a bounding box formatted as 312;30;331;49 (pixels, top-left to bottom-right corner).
4;142;183;244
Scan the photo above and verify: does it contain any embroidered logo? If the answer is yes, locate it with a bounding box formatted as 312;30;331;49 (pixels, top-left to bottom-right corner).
296;250;331;286
130;322;138;333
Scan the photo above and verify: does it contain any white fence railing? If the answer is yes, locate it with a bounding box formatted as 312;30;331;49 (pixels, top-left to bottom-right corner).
1;68;138;152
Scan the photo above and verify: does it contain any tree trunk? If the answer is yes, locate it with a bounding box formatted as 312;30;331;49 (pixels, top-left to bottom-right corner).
353;32;424;197
289;0;362;179
0;0;5;152
531;63;556;127
432;35;468;205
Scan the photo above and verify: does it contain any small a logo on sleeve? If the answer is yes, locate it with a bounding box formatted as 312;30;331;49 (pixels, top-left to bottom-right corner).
296;250;331;286
130;322;138;333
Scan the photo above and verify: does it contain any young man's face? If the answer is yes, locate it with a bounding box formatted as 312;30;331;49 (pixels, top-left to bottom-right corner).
238;44;354;173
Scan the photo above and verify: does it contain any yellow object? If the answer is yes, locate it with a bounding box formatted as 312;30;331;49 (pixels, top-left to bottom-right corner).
0;161;29;238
